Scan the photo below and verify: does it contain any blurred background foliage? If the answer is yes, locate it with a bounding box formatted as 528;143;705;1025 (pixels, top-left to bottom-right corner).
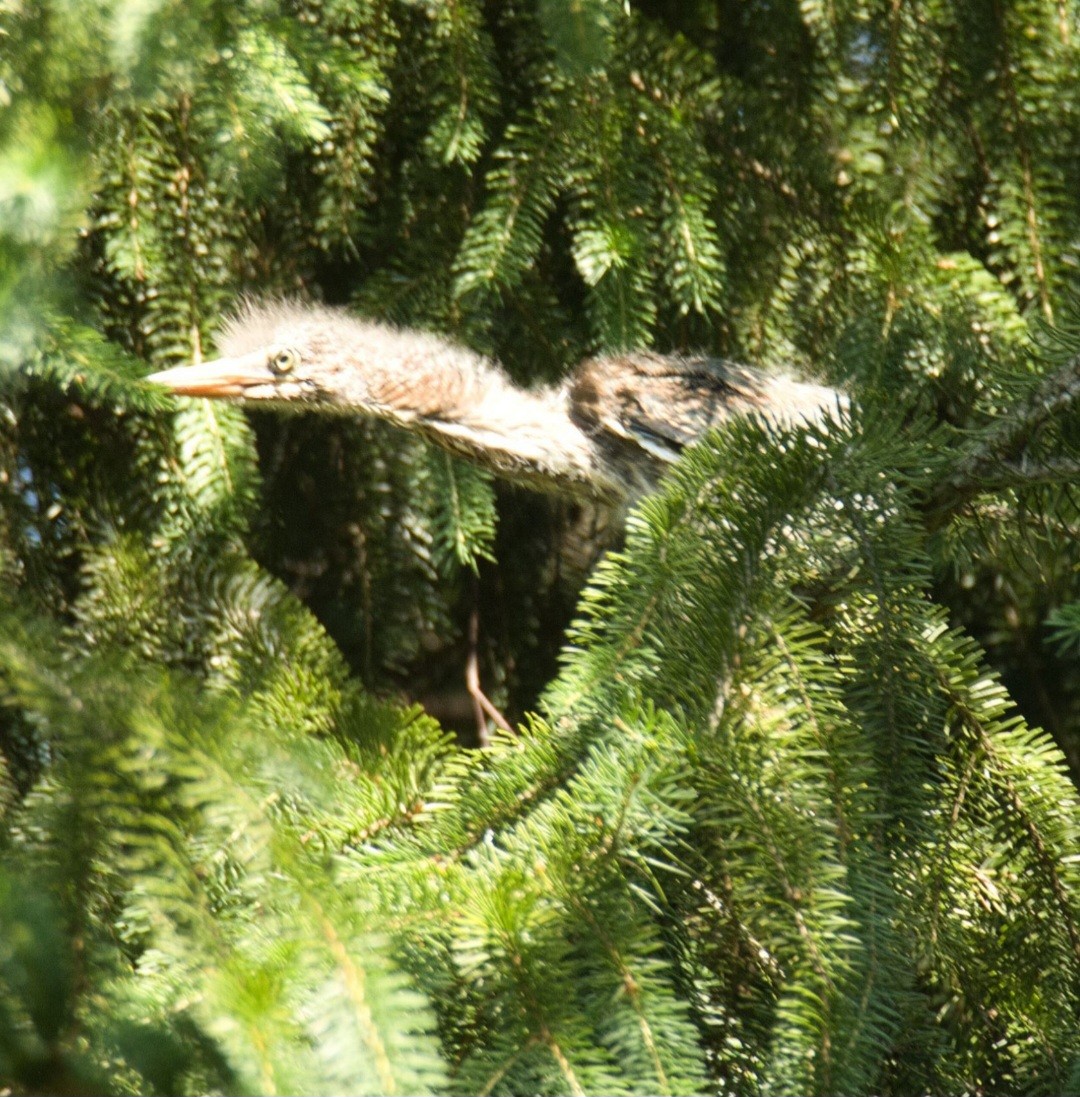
4;0;1080;1093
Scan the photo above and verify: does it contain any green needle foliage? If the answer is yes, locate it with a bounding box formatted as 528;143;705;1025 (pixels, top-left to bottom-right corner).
5;0;1080;1093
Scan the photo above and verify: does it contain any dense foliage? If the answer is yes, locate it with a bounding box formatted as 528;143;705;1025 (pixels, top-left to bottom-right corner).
4;0;1080;1093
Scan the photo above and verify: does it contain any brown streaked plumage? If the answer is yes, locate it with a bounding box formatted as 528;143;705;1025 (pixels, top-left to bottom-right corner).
146;300;846;505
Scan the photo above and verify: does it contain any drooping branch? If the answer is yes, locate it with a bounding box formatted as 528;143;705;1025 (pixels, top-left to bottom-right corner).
924;349;1080;527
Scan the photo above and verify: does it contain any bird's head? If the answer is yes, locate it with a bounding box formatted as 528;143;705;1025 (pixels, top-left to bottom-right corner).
145;300;361;411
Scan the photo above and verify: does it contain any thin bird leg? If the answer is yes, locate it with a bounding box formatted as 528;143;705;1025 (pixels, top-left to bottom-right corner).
465;595;512;745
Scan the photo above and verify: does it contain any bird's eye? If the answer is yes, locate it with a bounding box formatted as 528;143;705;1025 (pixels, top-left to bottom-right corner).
270;348;299;375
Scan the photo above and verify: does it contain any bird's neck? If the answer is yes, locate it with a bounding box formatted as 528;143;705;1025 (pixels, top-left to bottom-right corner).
427;378;626;501
356;326;626;502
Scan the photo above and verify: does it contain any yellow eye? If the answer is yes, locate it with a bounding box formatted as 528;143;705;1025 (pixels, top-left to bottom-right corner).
270;348;299;375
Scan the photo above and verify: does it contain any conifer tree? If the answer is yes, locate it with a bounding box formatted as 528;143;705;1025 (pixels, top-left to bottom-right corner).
3;1;1080;1093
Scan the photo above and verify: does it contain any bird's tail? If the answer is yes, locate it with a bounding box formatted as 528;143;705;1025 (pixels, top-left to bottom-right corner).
754;374;849;431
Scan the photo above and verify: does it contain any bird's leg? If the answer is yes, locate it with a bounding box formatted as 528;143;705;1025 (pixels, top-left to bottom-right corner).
465;585;512;745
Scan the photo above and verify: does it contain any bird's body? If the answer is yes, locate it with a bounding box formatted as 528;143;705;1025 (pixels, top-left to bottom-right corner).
147;300;845;504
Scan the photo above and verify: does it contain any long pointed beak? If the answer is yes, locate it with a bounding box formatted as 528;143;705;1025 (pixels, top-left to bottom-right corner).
145;352;272;398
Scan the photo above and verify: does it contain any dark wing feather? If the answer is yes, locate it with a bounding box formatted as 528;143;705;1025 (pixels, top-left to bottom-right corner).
569;351;772;459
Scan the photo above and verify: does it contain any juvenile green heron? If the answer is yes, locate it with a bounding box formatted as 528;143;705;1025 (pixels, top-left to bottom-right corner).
146;300;845;505
146;300;845;737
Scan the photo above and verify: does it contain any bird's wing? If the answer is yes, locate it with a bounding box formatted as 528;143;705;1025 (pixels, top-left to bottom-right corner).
569;351;775;460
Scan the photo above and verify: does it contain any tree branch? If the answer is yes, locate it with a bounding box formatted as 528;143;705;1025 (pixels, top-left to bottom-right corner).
924;351;1080;527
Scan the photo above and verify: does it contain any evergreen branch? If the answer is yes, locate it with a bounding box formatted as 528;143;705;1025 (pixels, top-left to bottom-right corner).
477;1038;536;1097
342;799;428;850
953;455;1080;494
429;454;496;575
540;1024;586;1097
925;746;980;952
431;733;585;863
560;464;726;717
770;626;854;852
562;887;671;1094
837;478;903;761
935;664;1080;964
740;787;838;1006
924;350;1080;526
730;147;801;207
306;898;398;1096
991;0;1054;321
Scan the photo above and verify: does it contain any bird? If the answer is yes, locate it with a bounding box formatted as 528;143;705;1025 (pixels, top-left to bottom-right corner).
145;299;846;506
146;300;846;741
